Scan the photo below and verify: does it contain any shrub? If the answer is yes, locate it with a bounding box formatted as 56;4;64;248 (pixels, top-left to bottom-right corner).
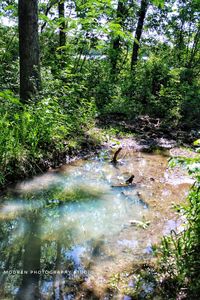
0;89;96;185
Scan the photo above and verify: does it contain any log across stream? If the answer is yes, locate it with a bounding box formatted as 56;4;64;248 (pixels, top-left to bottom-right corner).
0;149;193;299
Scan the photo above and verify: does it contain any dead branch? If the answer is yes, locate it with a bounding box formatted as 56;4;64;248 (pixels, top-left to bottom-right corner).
111;147;122;164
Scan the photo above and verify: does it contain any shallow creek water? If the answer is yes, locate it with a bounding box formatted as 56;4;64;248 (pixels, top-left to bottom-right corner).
0;149;193;299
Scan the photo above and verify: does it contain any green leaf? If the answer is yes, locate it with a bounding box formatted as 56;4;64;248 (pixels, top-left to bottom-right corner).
0;90;21;105
151;0;165;9
4;5;15;11
193;139;200;146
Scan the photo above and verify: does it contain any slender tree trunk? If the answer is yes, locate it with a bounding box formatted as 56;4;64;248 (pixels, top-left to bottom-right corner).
110;36;121;75
131;0;148;70
41;0;58;33
110;0;126;75
58;1;66;47
176;20;185;64
18;0;41;102
187;24;200;68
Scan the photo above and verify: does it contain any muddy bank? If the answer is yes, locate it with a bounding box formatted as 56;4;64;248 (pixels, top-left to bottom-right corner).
0;134;101;193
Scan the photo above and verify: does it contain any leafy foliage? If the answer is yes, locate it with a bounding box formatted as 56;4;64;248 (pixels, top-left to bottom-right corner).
157;153;200;298
0;89;96;185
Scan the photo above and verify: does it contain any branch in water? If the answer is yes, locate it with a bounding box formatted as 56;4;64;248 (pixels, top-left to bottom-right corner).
111;147;122;163
125;175;135;184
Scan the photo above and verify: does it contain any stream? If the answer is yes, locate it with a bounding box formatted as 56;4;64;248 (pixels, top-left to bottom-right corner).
0;148;193;299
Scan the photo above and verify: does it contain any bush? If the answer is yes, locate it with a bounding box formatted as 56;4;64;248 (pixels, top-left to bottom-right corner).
0;89;96;185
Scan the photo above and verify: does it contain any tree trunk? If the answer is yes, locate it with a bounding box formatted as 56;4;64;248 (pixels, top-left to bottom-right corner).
18;0;41;102
110;0;126;75
58;0;66;47
131;0;148;70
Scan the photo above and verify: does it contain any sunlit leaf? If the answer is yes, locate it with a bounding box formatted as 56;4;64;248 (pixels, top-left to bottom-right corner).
193;139;200;146
151;0;165;8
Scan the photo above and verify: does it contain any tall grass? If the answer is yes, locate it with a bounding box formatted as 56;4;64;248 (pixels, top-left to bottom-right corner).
0;90;96;185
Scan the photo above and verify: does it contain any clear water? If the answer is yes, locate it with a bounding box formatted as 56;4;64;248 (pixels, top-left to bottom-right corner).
0;151;191;299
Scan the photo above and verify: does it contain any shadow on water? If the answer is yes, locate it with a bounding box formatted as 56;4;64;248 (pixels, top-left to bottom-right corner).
0;150;191;299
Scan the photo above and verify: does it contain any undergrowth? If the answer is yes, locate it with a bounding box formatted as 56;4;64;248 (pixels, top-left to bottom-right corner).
0;90;96;186
156;154;200;299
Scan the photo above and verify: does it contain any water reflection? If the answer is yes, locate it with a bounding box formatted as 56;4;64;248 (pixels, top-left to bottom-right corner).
0;157;147;299
0;152;190;298
16;214;41;300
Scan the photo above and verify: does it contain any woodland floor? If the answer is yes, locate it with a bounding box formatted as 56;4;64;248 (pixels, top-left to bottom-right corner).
97;114;199;151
